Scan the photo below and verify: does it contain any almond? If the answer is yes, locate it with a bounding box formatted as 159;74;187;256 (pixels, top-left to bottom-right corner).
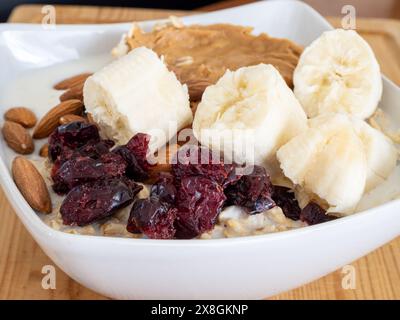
86;112;97;125
85;112;99;128
54;72;92;90
39;143;49;157
4;107;37;128
2;121;34;154
33;99;84;139
59;114;87;125
59;84;84;102
12;156;52;213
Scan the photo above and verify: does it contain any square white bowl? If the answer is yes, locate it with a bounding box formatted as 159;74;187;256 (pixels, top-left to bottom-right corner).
0;0;399;299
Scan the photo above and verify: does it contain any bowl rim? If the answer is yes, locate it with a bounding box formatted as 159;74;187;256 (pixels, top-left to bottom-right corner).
0;0;399;247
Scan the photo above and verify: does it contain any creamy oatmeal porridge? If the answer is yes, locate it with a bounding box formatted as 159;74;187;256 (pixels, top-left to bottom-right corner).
3;20;399;240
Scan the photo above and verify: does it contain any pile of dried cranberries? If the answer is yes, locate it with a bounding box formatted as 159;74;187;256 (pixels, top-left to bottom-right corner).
48;121;331;239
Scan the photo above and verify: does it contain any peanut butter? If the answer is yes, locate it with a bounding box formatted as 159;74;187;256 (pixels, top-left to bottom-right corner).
125;23;302;101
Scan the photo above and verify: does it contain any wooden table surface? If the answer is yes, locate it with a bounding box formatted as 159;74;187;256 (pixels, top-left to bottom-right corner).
1;4;399;300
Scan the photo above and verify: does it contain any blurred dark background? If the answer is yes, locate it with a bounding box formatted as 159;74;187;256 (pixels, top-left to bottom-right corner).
1;0;400;22
0;0;221;21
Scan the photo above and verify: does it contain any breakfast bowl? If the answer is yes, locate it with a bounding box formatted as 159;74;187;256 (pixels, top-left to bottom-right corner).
0;0;399;299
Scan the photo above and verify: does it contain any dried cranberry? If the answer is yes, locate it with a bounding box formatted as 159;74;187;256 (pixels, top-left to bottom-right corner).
272;186;301;220
48;142;65;163
113;145;148;181
56;146;75;164
126;133;151;170
51;160;61;180
172;145;236;186
56;139;115;165
127;173;177;238
175;176;226;239
48;122;100;161
223;166;243;187
224;165;275;214
150;172;177;204
77;140;115;159
52;153;127;194
300;202;337;225
61;178;142;226
127;198;177;239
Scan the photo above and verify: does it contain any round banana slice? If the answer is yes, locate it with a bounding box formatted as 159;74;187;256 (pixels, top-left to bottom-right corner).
293;29;382;119
277;113;397;214
193;64;307;173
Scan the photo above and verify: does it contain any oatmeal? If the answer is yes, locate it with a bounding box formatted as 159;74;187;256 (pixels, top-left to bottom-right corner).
4;24;398;241
201;206;305;239
37;131;308;239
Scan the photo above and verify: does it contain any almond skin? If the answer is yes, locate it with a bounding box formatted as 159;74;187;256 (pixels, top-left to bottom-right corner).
59;84;84;102
85;112;100;129
33;99;84;139
39;143;49;158
85;112;97;125
54;72;92;90
2;121;34;154
59;114;87;125
4;107;37;128
12;156;52;213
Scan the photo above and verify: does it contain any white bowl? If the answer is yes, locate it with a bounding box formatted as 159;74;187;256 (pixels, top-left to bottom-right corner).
0;0;399;299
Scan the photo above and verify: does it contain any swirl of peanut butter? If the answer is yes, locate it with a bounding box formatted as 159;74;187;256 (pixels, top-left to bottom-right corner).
125;23;302;102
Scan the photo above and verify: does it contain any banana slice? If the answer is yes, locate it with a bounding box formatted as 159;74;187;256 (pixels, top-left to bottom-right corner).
192;64;307;172
293;29;382;119
350;118;398;191
84;47;192;150
277;113;397;213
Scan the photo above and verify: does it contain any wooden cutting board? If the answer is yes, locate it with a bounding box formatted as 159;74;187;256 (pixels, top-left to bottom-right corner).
1;4;399;300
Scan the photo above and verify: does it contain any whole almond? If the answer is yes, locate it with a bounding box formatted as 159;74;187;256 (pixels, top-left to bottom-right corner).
33;99;84;139
39;143;49;157
59;84;84;102
12;156;52;213
59;114;87;125
54;72;92;90
2;121;34;154
4;107;37;128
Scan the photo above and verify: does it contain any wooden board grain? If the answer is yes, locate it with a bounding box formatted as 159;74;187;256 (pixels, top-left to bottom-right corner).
1;5;399;300
200;0;400;18
8;4;190;24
